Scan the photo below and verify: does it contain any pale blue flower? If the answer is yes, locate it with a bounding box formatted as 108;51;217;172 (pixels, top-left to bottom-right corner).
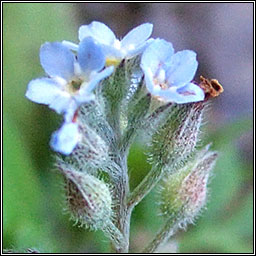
50;122;80;155
141;39;205;103
63;21;153;65
26;37;114;122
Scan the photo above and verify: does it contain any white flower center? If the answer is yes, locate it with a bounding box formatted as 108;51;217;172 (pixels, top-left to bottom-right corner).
153;68;169;90
158;69;166;84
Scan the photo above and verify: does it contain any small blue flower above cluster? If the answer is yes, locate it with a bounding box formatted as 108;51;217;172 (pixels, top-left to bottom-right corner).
141;39;204;103
63;21;153;65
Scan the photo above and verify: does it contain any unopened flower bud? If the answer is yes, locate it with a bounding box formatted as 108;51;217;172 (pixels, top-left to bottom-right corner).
68;123;109;169
160;146;218;224
61;167;113;230
150;102;206;169
102;60;128;108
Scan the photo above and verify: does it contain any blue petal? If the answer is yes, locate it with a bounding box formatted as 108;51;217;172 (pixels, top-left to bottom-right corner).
25;78;63;105
87;66;114;92
62;40;79;51
50;122;79;155
40;42;75;80
156;82;205;103
125;38;154;59
101;44;123;59
141;39;174;76
79;21;116;45
143;67;155;93
175;82;205;103
166;50;198;87
63;100;79;123
76;66;114;103
74;92;95;106
48;93;72;115
121;23;153;50
78;37;105;74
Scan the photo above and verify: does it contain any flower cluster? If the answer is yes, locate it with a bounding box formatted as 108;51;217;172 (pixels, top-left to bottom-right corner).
26;21;205;155
23;21;224;254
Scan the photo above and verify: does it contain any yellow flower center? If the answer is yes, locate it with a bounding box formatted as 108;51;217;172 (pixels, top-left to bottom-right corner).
105;57;121;67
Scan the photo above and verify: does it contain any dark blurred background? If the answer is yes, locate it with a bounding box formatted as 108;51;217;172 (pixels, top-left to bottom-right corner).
3;3;253;253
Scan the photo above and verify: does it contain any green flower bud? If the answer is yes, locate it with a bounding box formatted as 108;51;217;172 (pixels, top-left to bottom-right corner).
102;60;128;111
78;102;115;146
61;167;113;230
160;146;218;224
150;102;206;170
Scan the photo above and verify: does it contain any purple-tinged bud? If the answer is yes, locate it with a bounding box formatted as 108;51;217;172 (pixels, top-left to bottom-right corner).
60;167;113;230
149;102;206;170
160;146;218;225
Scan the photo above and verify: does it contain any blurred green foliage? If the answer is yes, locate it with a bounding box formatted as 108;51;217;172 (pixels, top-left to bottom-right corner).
3;3;253;253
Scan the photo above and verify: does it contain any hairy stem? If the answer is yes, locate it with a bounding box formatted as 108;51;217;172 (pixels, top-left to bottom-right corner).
143;216;181;253
127;165;165;210
119;126;137;155
104;221;126;251
112;155;131;253
107;94;131;252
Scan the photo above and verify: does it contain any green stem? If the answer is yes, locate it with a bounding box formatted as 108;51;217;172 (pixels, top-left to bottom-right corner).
143;215;181;253
112;155;131;253
119;126;136;155
106;97;131;253
104;221;126;251
108;104;122;139
127;164;165;209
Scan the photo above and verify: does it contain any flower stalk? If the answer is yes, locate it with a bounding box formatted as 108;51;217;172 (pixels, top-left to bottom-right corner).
143;215;181;253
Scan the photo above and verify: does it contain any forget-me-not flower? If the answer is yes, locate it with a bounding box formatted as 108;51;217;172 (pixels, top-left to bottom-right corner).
50;121;80;155
26;37;114;122
63;21;153;66
140;39;205;104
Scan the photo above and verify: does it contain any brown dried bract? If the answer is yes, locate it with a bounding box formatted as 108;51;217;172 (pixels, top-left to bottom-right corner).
199;75;224;99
